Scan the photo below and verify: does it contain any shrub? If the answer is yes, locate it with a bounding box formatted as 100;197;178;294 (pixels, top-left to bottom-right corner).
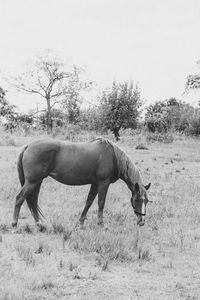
135;144;149;150
186;109;200;135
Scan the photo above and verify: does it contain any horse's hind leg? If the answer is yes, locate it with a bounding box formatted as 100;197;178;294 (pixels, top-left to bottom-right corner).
79;184;98;225
12;182;39;228
26;182;42;227
97;180;109;226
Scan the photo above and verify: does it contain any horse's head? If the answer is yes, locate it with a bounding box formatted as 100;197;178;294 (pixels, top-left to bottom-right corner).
131;182;151;226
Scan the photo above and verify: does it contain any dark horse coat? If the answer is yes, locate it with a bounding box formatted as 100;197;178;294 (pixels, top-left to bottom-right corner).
12;138;151;228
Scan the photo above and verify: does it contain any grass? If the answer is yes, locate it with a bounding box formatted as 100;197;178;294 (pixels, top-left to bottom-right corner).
1;130;200;299
16;245;36;266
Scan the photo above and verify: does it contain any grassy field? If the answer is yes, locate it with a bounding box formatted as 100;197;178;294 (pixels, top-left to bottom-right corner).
0;132;200;300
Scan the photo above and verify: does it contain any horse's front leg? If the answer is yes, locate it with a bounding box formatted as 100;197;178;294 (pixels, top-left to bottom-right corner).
97;180;109;226
79;184;98;226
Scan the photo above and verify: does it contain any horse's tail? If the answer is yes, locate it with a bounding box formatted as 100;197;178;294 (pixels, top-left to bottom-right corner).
17;145;28;187
17;145;45;220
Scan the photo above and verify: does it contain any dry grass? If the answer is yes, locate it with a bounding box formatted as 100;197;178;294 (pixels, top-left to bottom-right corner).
0;131;200;299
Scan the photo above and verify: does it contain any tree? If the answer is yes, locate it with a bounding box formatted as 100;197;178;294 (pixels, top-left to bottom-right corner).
99;81;142;140
61;65;89;124
0;87;16;118
145;98;182;132
10;51;91;132
144;98;199;133
185;61;200;106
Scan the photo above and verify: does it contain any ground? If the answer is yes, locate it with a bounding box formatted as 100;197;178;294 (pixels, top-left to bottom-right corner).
0;133;200;300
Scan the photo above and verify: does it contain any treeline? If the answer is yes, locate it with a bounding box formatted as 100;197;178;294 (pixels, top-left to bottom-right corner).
1;83;200;139
1;51;200;140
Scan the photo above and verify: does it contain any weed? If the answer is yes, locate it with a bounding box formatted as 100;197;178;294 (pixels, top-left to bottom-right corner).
138;247;152;261
37;223;47;233
0;223;10;233
135;144;149;150
35;242;52;255
73;271;81;279
95;254;109;271
63;228;73;242
51;222;66;234
16;245;36;266
59;259;64;269
17;224;33;234
40;281;55;290
23;224;33;233
89;271;98;280
69;261;77;272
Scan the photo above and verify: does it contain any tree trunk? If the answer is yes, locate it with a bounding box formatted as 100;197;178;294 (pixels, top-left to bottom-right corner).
46;97;52;133
112;127;120;141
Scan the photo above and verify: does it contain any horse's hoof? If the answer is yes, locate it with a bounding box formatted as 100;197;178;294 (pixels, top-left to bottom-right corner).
11;222;17;228
11;222;18;233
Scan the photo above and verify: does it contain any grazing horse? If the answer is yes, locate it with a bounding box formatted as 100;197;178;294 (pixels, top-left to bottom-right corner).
12;138;151;228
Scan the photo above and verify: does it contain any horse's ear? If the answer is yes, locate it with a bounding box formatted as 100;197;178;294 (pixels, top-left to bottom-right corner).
135;182;140;193
145;183;151;190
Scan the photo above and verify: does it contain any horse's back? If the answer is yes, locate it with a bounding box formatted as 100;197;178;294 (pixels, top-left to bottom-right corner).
22;138;117;185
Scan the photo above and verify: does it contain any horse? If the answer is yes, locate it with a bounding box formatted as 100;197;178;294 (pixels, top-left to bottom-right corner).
12;138;151;229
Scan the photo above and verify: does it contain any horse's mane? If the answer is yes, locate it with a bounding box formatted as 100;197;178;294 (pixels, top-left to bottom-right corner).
96;137;142;187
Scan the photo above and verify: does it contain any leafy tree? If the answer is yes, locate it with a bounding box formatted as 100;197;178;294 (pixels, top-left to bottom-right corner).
185;60;200;92
99;81;142;140
145;98;182;132
0;87;16;118
60;65;92;125
10;51;91;132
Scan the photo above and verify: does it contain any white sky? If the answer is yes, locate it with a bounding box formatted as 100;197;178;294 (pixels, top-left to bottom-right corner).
0;0;200;112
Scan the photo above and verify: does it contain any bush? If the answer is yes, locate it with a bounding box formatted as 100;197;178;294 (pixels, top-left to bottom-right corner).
135;144;149;150
185;110;200;135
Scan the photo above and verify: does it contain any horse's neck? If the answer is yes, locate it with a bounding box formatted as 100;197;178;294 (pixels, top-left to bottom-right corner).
120;159;142;192
110;142;142;191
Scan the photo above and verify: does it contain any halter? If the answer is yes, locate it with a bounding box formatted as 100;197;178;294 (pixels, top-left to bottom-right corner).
132;203;146;217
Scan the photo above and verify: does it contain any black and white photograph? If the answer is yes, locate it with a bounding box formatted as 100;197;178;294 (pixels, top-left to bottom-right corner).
0;1;200;299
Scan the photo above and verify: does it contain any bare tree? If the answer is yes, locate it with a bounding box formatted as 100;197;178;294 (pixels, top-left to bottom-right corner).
10;51;91;131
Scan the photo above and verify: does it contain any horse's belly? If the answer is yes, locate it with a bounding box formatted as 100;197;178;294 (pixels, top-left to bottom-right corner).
49;170;95;185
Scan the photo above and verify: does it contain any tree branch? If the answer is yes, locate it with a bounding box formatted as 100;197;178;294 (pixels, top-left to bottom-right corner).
17;87;46;98
37;77;48;94
50;100;61;109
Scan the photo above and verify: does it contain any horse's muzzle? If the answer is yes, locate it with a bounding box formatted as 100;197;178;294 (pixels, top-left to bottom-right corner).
137;215;145;226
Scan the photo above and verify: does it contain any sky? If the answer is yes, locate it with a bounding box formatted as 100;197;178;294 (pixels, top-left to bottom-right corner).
0;0;200;112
